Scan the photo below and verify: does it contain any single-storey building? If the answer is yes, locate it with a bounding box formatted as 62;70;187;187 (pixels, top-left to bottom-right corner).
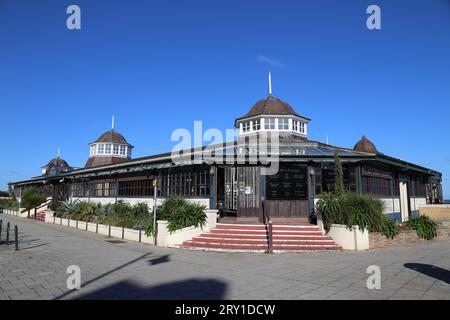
9;82;443;224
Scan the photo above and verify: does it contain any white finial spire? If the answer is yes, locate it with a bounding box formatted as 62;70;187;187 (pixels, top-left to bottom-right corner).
268;72;272;96
112;115;115;130
57;147;60;158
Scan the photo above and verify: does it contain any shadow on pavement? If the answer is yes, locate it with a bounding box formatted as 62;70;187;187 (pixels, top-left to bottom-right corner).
76;278;228;300
147;254;171;266
54;252;153;300
404;263;450;284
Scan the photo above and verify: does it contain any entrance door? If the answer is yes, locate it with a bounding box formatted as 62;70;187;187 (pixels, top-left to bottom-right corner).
399;181;410;222
224;167;238;212
264;163;309;218
237;166;260;217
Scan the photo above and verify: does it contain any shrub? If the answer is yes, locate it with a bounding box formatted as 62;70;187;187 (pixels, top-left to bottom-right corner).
98;201;151;229
405;215;437;240
167;202;207;233
316;191;398;239
316;192;341;232
0;198;18;210
380;215;399;239
334;153;345;194
145;197;207;236
21;188;48;218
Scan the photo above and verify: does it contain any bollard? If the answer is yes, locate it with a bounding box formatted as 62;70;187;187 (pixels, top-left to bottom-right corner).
6;222;10;245
108;225;111;237
96;223;98;233
0;219;2;241
122;226;124;239
14;225;19;251
139;229;142;243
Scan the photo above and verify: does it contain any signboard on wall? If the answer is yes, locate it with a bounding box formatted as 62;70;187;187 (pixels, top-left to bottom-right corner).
266;164;308;200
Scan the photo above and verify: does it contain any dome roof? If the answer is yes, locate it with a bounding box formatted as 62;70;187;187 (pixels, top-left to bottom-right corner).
42;158;71;169
91;130;132;146
235;96;310;126
353;135;379;154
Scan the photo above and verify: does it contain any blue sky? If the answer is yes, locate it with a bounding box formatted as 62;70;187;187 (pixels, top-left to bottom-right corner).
0;0;449;198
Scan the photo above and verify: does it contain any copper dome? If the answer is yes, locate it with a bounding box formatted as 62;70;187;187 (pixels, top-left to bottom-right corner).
91;130;132;146
42;158;71;169
353;135;379;154
235;96;309;125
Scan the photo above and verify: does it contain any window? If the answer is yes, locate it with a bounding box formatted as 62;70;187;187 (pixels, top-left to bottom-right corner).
252;119;260;131
105;144;112;154
242;122;250;133
299;122;305;133
264;118;275;130
98;144;105;154
90;145;96;155
361;166;393;196
293;120;298;132
88;181;117;197
113;145;119;155
278;118;289;130
119;145;126;155
159;165;210;197
118;179;153;197
72;183;87;197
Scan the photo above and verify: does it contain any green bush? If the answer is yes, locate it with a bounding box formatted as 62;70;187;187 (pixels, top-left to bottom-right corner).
380;214;399;239
316;191;398;239
316;192;341;232
21;188;48;218
145;197;207;236
0;198;18;210
405;215;437;240
46;197;206;236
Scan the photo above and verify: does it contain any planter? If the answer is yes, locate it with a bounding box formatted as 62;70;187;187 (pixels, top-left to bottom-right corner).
110;226;123;238
327;224;369;251
87;222;97;233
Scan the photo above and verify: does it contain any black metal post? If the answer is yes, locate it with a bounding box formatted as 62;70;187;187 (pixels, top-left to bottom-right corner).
108;225;111;237
122;226;124;239
0;219;2;241
96;223;98;233
14;225;19;251
139;229;142;243
268;220;273;254
6;222;10;245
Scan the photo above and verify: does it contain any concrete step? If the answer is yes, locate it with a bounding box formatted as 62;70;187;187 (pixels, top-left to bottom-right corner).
181;241;342;251
178;223;341;253
191;237;337;245
199;233;333;240
210;229;323;235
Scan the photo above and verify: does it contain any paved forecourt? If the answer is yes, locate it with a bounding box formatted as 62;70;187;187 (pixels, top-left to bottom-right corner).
0;214;449;300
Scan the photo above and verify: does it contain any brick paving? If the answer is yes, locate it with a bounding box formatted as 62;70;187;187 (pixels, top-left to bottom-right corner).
0;214;449;300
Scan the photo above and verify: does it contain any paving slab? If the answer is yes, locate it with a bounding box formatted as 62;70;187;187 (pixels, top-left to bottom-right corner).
0;214;449;300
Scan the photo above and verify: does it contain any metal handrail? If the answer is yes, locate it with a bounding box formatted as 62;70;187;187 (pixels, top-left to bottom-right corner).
261;199;273;254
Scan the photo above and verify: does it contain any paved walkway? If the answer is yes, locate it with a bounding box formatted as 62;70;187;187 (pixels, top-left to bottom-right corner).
0;214;449;300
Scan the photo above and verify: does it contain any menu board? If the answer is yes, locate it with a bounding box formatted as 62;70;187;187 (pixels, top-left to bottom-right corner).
266;164;307;200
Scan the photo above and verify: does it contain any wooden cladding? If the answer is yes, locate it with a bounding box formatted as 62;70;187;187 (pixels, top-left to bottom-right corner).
264;200;309;218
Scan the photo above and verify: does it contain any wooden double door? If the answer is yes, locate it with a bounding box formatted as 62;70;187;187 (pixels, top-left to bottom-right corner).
222;164;310;219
